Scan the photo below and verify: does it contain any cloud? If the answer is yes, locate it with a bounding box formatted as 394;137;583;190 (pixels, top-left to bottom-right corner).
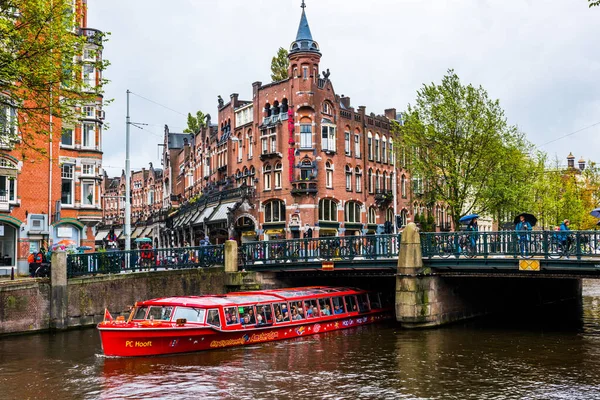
88;0;600;175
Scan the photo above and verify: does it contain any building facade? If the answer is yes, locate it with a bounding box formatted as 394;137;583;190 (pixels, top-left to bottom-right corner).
0;0;104;274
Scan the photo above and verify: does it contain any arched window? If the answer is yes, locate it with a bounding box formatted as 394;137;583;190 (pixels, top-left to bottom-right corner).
274;163;282;189
344;127;351;156
273;100;280;115
375;133;380;162
281;98;289;113
247;129;253;159
322;102;332;115
375;170;380;192
345;201;362;223
300;117;312;149
355;167;362;192
264;199;285;223
368;168;373;193
319;198;338;222
368;207;377;224
345;165;352;191
386;208;394;223
321;119;336;152
389;138;394;164
400;209;408;227
382;171;388;191
300;158;314;180
264;102;271;117
367;132;373;161
263;164;272;191
382;135;387;163
354;128;361;158
237;134;242;162
401;175;407;198
325;161;333;188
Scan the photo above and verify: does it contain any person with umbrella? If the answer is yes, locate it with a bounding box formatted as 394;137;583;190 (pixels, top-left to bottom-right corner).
559;219;572;256
515;214;532;256
459;214;479;255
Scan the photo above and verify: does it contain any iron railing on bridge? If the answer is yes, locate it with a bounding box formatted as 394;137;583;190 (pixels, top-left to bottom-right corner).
421;230;600;260
66;245;224;278
240;234;401;267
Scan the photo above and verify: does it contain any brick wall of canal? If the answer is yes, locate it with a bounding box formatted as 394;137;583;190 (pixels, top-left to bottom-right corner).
0;267;281;336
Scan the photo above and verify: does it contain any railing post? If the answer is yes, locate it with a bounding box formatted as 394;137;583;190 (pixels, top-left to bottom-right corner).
576;232;581;260
483;232;488;259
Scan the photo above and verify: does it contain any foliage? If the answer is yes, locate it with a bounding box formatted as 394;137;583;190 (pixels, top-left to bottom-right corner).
395;69;534;229
0;0;109;154
270;47;289;82
590;0;600;7
183;110;206;134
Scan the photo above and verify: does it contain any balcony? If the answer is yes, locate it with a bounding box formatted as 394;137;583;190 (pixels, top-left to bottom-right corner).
291;182;318;196
259;151;282;161
375;190;393;203
79;28;103;46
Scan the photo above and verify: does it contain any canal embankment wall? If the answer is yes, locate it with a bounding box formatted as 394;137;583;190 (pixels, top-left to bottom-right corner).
0;253;280;336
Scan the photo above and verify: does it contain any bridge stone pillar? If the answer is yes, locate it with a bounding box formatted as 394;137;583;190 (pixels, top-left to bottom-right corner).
224;240;238;273
50;251;68;330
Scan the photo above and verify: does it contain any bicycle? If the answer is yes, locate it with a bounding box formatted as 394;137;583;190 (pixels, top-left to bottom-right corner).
458;235;476;258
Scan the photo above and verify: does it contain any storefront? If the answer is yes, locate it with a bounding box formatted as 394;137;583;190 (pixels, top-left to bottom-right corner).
0;220;18;269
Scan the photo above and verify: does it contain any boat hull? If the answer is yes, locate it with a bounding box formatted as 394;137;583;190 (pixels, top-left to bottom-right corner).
99;311;393;357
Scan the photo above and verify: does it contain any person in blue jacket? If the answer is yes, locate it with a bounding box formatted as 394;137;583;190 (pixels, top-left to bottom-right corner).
515;215;532;256
559;219;572;254
467;218;479;250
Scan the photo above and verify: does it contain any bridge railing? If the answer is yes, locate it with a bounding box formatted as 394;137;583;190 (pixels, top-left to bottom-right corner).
240;234;401;267
421;230;600;260
66;245;224;278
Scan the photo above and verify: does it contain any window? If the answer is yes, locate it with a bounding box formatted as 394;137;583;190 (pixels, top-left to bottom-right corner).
247;132;253;159
389;139;394;165
82;123;95;148
375;170;380;192
224;306;240;325
300;123;312;149
0;102;17;139
386;208;394;223
368;207;377;224
325;161;333;188
0;158;17;203
148;189;154;205
263;164;272;191
345;201;361;223
321;123;336;152
401;175;407;198
82;181;95;206
382;172;387;191
400;209;408;227
206;309;221;327
368;169;373;193
303;66;308;79
344;131;351;156
83;105;95;118
61;164;74;205
83;64;95;88
375;134;380;162
345;165;352;191
237;135;242;162
344;295;358;313
323;102;331;115
82;163;94;176
61;127;73;146
382;135;387;163
262;137;268;154
274;302;291;322
332;296;346;314
355;167;362;192
413;176;423;195
300;159;314;180
172;307;206;323
274;163;282;189
319;199;338;222
354;134;361;158
264;200;285;223
147;306;173;321
367;132;373;161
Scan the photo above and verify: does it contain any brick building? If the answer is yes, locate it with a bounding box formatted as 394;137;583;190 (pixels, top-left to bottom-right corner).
0;0;104;274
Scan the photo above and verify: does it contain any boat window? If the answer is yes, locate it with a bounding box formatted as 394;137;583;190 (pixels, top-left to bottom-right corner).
147;306;173;321
207;309;221;327
344;295;358;313
357;294;370;313
274;302;290;323
224;307;239;325
368;293;381;309
304;299;319;318
238;306;256;325
290;301;305;320
133;306;148;320
172;307;206;323
318;298;332;316
256;304;273;325
332;296;346;314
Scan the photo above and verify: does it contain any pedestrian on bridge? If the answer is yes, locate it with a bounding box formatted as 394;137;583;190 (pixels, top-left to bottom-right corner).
515;215;532;256
559;220;572;255
467;218;479;251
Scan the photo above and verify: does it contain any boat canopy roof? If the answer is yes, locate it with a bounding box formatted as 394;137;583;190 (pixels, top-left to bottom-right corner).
137;287;364;308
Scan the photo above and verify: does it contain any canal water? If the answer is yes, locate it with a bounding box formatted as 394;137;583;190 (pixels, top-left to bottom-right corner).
1;282;600;400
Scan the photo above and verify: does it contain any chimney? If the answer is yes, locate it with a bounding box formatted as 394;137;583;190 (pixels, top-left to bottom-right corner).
384;108;397;120
340;95;351;109
578;157;586;171
252;81;262;98
230;93;239;108
567;152;575;169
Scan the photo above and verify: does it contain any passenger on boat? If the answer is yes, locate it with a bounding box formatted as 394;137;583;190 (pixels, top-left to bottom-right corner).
322;304;331;316
292;309;303;320
256;314;263;325
306;307;313;317
242;315;250;325
275;310;283;322
334;305;344;314
248;309;256;324
229;313;238;324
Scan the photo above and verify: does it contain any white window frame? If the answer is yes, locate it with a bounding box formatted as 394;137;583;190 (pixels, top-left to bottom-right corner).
345;131;351;156
345;166;352;191
321;124;336;152
81;163;94;176
61;127;73;147
300;123;312;149
319;199;338;222
82;122;95;148
274;163;282;189
355;168;362;193
325;161;333;188
81;180;95;207
354;134;360;158
61;164;74;206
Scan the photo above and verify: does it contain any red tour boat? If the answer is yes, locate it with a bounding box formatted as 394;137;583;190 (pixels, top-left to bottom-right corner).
98;287;394;357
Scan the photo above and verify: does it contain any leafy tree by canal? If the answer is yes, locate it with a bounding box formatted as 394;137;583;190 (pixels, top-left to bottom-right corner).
0;0;109;154
394;69;534;229
270;47;289;82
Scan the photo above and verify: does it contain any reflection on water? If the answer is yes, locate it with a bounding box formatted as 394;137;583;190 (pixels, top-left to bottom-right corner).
1;281;600;400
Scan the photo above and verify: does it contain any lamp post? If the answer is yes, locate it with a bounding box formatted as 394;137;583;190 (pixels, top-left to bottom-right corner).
125;90;131;251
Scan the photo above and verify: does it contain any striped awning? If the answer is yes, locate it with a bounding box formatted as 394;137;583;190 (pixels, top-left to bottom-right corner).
95;229;109;241
131;227;144;239
207;204;232;223
141;226;153;237
193;205;216;225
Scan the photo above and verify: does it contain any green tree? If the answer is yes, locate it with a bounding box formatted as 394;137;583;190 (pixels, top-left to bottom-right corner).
395;69;533;229
183;110;206;134
590;0;599;7
0;0;108;152
270;47;289;82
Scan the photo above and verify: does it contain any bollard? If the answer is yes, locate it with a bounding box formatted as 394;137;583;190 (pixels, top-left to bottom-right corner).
10;266;14;280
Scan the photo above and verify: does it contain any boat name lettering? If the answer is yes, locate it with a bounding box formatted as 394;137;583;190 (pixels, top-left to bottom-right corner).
125;340;153;348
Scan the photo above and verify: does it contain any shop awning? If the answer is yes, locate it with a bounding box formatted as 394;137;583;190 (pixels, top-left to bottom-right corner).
131;227;144;239
193;205;216;225
182;211;196;226
319;228;338;235
207;204;232;223
95;229;109;241
265;228;285;235
141;226;153;238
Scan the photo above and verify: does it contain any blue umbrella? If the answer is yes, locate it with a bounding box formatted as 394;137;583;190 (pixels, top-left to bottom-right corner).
459;214;479;223
134;237;152;243
590;208;600;218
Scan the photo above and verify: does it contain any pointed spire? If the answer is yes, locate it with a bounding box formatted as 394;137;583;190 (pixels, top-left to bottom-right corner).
296;2;313;41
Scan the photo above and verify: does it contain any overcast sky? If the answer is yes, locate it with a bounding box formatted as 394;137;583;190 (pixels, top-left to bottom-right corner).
88;0;600;176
